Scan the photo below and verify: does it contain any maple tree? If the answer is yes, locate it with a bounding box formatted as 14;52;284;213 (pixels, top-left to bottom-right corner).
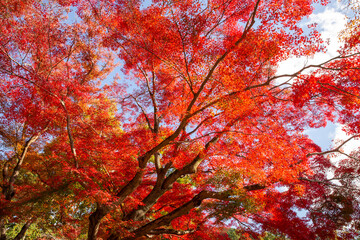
1;0;360;239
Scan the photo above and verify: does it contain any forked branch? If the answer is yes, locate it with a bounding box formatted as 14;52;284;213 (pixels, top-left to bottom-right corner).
307;134;360;161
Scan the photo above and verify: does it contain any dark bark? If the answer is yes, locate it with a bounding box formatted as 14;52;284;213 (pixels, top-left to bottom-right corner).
2;185;15;201
123;164;170;221
88;204;109;240
3;137;36;200
106;233;119;240
88;1;263;237
116;170;145;199
126;118;242;222
243;184;265;191
148;228;195;236
2;125;48;201
115;191;232;240
112;184;265;240
60;101;78;168
86;112;190;239
13;222;31;240
0;218;6;240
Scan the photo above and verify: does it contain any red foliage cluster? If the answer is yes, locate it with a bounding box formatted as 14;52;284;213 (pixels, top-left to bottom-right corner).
0;0;359;239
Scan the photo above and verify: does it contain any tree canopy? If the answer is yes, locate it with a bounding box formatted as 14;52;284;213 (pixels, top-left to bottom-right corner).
0;0;360;239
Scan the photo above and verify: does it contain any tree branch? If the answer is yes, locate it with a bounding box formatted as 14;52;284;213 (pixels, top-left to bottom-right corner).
59;100;78;169
13;222;31;240
307;134;360;160
124;117;241;222
147;228;195;236
120;191;232;240
119;185;263;240
3;124;49;200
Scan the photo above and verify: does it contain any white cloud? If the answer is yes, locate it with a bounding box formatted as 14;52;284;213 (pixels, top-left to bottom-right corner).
309;5;360;164
276;5;347;78
308;7;347;57
276;4;360;162
309;6;359;163
331;124;360;164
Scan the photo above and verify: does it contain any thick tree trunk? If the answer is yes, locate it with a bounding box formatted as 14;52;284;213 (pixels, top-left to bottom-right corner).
0;218;6;240
88;205;109;240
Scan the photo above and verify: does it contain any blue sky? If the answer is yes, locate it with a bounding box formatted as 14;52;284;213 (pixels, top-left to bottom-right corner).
84;0;359;153
277;0;360;153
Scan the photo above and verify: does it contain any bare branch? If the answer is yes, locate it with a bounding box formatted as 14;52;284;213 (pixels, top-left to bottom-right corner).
268;53;360;84
130;95;153;132
307;134;360;160
60;100;78;169
186;0;261;113
4;124;49;200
